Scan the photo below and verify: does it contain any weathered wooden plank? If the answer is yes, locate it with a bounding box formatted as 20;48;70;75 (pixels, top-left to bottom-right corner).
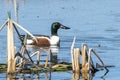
7;19;16;73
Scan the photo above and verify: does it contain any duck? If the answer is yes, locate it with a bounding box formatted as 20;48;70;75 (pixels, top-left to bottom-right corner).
26;22;70;47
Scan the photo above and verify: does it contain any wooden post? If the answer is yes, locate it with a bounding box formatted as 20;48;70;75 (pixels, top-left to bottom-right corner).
82;45;87;73
7;19;16;73
73;48;80;73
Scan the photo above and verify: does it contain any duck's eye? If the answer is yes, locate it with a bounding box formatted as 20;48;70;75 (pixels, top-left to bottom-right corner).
55;23;59;25
56;23;61;26
53;22;60;28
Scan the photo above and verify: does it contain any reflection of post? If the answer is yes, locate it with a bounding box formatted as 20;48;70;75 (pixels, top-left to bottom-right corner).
45;73;49;80
7;74;16;80
50;46;59;64
72;72;80;80
4;0;25;6
14;0;18;22
21;73;25;80
82;72;87;80
82;72;92;80
36;73;40;80
4;0;12;5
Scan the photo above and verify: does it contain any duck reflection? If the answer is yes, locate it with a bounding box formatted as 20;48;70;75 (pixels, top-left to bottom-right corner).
25;45;59;65
50;46;59;64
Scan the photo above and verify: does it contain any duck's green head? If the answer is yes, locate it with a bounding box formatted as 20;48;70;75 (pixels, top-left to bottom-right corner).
51;22;70;35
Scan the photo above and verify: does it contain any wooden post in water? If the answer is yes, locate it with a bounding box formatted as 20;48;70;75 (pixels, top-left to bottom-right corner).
82;45;87;73
0;13;37;73
73;48;80;73
7;18;16;73
72;48;80;79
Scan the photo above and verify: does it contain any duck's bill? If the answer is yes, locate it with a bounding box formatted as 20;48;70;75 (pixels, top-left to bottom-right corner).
60;25;70;29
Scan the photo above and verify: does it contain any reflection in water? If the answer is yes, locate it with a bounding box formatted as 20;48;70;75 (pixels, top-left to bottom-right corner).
72;72;95;80
72;69;108;80
3;0;25;23
25;45;59;64
4;0;13;5
7;74;16;80
50;46;59;64
13;45;58;80
72;72;93;80
6;71;105;80
82;72;94;80
5;71;103;80
7;72;51;80
72;72;80;80
4;0;25;6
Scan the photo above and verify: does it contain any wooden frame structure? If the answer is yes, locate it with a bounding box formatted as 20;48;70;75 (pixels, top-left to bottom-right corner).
0;16;37;73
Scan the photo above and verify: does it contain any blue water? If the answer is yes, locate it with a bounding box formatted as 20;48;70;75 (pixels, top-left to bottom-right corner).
0;0;120;80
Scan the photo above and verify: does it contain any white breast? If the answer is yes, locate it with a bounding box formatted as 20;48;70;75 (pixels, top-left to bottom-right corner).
27;39;33;45
50;36;60;46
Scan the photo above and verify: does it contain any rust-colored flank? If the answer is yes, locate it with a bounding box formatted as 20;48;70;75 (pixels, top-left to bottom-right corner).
31;37;50;47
